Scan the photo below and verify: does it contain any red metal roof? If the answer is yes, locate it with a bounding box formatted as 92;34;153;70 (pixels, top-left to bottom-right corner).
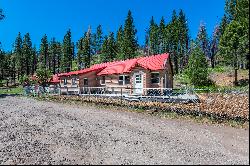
97;53;169;75
137;53;169;70
57;53;170;77
97;58;139;75
50;74;60;83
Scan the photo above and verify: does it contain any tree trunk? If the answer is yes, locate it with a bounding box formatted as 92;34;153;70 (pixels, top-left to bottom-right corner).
234;69;238;86
211;54;215;68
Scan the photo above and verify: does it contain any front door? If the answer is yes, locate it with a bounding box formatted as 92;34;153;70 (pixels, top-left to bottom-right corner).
134;73;143;94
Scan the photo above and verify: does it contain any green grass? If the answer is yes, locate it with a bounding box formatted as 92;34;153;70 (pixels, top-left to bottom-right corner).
0;87;23;95
208;66;230;73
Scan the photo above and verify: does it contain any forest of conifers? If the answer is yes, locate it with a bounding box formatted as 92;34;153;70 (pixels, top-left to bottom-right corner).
0;0;249;87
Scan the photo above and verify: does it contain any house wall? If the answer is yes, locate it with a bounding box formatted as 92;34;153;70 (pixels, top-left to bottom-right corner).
59;75;80;94
97;75;131;94
79;71;99;87
59;75;79;88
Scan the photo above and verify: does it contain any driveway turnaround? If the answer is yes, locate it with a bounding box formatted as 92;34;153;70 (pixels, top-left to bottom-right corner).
0;96;249;165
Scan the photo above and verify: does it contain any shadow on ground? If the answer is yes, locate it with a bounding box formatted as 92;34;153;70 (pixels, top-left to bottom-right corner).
0;94;21;98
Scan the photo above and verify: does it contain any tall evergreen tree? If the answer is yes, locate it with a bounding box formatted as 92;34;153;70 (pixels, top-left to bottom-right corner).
219;20;245;85
49;38;61;74
96;25;103;54
116;25;124;59
197;22;209;58
22;33;33;75
159;17;166;53
14;32;24;79
107;32;117;61
76;37;84;69
178;9;189;71
0;49;5;80
210;25;220;68
39;34;49;70
169;10;179;74
225;0;237;21
219;14;229;38
123;10;138;59
101;36;109;63
149;16;159;55
61;29;74;72
186;42;208;86
31;46;37;75
82;28;92;68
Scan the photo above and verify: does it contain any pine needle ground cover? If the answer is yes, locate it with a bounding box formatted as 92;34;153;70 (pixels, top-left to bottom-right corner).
36;93;249;128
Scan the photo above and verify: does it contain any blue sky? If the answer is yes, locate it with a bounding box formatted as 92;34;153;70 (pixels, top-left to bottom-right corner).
0;0;225;51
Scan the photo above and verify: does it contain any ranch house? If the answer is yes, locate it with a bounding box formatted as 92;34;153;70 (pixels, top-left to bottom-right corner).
58;53;173;95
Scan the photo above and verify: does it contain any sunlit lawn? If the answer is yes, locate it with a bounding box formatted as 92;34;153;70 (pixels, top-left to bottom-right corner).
0;87;23;95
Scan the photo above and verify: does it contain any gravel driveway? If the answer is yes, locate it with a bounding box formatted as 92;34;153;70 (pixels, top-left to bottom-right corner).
0;96;249;165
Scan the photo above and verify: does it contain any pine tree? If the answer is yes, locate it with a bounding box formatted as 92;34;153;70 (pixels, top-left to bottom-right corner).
225;0;237;21
56;42;62;73
219;14;229;38
197;22;209;58
31;46;37;75
96;25;103;54
210;25;220;68
116;25;124;60
39;34;49;70
219;20;245;85
144;28;150;56
76;37;84;69
14;32;23;79
107;32;117;61
123;10;138;59
9;52;17;84
100;32;117;62
82;28;91;68
22;33;33;75
149;16;159;55
185;42;208;86
176;10;189;71
0;49;5;80
159;17;166;53
49;38;60;74
61;29;73;72
169;10;179;74
101;36;109;63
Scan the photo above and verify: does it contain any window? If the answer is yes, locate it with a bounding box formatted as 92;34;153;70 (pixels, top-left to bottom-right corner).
125;76;130;84
63;79;67;86
72;78;77;86
119;75;130;85
101;76;105;85
151;72;160;84
118;76;124;85
83;78;88;86
135;74;142;83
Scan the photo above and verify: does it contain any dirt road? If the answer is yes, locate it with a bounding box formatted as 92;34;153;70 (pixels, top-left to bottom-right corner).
0;96;249;165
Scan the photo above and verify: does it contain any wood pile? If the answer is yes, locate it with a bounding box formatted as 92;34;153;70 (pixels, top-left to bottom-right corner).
50;93;249;121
